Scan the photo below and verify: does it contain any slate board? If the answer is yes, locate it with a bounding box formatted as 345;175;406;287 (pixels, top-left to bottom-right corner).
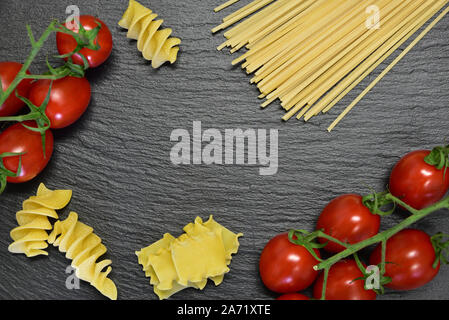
1;0;449;300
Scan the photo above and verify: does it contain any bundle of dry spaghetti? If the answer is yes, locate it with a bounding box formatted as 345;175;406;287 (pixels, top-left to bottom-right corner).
212;0;449;131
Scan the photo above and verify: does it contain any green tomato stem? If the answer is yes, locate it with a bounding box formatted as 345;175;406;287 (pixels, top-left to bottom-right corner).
22;72;69;80
380;239;386;275
320;267;329;300
315;230;350;249
0;20;66;106
0;112;41;122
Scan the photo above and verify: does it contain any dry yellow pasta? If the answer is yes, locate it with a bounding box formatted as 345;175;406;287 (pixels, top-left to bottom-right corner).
171;229;229;286
136;215;242;300
119;0;181;68
48;212;118;300
8;183;72;257
137;233;208;300
214;0;241;12
213;0;449;131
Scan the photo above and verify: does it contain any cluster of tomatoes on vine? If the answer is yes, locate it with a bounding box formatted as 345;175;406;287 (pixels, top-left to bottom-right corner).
0;15;113;194
260;146;449;300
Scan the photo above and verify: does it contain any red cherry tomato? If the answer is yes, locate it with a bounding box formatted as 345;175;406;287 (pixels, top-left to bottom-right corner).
389;150;449;210
369;229;440;291
276;293;310;300
316;194;380;253
0;122;53;183
0;62;32;116
259;233;321;293
313;259;376;300
28;76;91;129
56;15;113;68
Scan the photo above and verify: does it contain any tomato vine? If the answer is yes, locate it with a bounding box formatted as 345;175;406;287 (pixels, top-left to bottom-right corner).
0;19;99;129
0;18;103;194
0;152;23;194
289;192;449;299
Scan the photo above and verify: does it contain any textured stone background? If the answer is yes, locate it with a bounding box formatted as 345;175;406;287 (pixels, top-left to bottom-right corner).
0;0;448;300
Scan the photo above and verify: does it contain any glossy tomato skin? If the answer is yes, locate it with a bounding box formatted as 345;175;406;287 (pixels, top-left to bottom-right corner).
259;233;321;293
313;259;376;300
276;293;309;300
28;76;91;129
389;150;449;210
369;229;440;291
0;62;32;116
317;194;380;253
56;15;113;68
0;121;53;183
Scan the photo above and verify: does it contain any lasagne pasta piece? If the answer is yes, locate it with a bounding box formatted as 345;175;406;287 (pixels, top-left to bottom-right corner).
136;233;207;300
136;216;242;299
171;229;229;286
184;215;243;262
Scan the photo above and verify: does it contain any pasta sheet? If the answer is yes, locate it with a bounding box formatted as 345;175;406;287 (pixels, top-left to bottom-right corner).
136;215;242;299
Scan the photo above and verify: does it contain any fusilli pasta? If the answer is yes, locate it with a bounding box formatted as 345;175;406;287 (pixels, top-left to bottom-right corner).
119;0;181;68
8;183;72;257
48;211;118;300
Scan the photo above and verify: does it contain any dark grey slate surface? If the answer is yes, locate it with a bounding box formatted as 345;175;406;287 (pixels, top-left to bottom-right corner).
0;0;448;300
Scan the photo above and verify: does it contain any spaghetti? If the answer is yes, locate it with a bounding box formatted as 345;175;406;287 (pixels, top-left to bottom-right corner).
214;0;241;12
213;0;449;131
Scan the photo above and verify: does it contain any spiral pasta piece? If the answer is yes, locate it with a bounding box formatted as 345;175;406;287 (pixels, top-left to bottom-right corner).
118;0;181;68
48;212;117;300
8;183;72;257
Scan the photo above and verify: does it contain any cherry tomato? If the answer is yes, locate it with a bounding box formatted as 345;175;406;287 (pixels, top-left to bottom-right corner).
0;62;32;116
276;293;310;300
313;259;376;300
369;229;440;291
56;15;113;68
259;233;321;293
316;194;380;253
0;122;53;183
389;150;449;210
28;76;91;129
